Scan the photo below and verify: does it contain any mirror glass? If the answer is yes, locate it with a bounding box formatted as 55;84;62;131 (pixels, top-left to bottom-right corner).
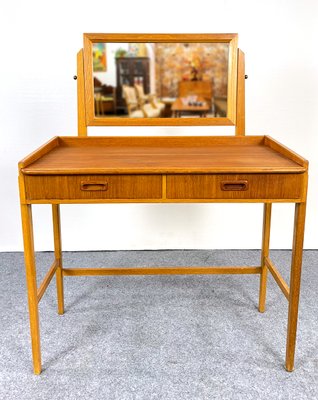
92;42;229;119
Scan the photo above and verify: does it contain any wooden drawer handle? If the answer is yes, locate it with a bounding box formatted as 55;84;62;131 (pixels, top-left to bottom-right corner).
221;180;248;191
80;182;108;191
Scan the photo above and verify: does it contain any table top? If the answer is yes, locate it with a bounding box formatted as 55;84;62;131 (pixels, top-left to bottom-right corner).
160;97;177;104
171;97;210;112
19;136;307;175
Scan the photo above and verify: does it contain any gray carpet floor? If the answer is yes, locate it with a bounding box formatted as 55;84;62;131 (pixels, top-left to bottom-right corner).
0;250;317;400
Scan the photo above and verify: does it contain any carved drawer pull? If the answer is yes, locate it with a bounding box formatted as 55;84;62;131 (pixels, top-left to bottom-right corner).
80;182;108;191
221;180;248;191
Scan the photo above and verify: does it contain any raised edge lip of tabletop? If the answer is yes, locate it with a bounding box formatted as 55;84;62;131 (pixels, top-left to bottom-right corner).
18;135;308;175
21;166;307;175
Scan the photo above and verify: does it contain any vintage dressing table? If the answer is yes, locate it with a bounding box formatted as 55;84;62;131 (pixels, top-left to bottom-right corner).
18;34;308;374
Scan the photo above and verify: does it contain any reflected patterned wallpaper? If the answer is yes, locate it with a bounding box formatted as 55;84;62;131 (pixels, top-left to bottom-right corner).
154;43;229;98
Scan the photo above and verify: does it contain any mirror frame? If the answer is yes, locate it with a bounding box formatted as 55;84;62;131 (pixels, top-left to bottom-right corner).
83;33;238;126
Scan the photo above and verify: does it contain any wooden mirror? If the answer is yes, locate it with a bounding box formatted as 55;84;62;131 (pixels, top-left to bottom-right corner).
83;34;238;126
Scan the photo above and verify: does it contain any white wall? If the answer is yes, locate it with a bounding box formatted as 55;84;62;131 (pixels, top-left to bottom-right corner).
94;43;130;86
0;0;317;251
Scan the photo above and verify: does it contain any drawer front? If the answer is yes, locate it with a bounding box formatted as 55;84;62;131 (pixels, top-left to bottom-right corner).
25;175;162;200
166;174;304;200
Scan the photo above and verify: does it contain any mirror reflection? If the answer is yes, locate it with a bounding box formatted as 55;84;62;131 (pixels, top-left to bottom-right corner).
93;42;229;118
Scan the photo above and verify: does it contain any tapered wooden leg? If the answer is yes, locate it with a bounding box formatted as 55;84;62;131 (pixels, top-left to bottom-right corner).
285;202;306;372
259;203;272;312
52;204;64;315
21;204;42;374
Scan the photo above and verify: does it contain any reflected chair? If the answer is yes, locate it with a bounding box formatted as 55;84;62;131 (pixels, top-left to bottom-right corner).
214;95;227;117
94;93;103;116
122;85;161;118
94;78;116;116
142;103;161;118
122;85;144;118
134;83;165;115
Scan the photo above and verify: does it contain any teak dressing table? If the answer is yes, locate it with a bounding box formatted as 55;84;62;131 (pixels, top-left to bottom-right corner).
19;34;308;374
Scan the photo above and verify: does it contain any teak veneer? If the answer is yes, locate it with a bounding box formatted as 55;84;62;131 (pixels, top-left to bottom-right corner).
19;135;308;375
20;136;306;175
20;136;307;204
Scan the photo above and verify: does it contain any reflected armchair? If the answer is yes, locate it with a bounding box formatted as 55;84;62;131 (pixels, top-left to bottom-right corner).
94;78;116;116
122;85;144;118
123;85;161;118
134;83;165;115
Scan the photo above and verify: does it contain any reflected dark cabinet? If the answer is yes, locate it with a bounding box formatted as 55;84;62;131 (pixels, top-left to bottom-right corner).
116;57;150;113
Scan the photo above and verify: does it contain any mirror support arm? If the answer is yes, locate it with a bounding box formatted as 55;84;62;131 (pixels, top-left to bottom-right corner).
77;49;87;136
235;49;245;136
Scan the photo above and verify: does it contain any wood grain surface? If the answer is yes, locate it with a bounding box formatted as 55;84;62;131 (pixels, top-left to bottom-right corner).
25;174;162;200
18;132;309;374
166;174;304;200
20;136;306;175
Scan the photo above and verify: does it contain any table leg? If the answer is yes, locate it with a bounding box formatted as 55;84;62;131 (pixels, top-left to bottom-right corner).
20;204;42;374
285;202;306;372
259;203;272;312
52;204;64;315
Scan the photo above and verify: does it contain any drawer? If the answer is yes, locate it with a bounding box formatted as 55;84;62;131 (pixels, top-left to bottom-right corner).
24;175;162;200
166;174;305;200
